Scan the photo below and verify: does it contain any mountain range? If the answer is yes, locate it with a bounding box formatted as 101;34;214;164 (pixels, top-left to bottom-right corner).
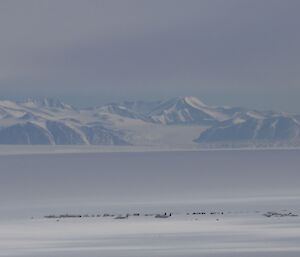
0;96;299;147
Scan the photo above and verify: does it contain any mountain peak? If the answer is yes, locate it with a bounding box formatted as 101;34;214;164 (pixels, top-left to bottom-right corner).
20;98;73;110
182;96;207;108
148;96;221;125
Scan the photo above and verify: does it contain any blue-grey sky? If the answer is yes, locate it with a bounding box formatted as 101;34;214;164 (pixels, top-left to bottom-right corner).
0;0;299;111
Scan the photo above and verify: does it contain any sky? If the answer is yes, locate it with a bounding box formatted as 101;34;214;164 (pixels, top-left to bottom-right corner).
0;0;299;112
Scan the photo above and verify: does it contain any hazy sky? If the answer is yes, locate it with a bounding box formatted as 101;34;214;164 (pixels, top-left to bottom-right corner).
0;0;299;111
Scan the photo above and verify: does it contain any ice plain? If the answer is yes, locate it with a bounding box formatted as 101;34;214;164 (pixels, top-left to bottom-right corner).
0;148;300;256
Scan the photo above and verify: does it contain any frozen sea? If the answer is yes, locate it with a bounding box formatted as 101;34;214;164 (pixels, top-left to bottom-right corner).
0;148;300;256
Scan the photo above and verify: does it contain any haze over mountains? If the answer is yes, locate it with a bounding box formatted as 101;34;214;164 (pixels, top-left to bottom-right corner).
0;96;299;147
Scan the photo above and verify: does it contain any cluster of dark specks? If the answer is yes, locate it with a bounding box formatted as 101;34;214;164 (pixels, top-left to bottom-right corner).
43;211;225;221
41;210;298;221
263;211;298;218
187;211;224;215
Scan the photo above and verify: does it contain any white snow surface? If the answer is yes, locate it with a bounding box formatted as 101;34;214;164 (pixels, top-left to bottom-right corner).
1;209;300;257
1;149;300;256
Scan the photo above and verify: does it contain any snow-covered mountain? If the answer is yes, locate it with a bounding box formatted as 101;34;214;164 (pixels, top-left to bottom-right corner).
0;98;130;145
148;96;228;125
195;113;300;144
19;98;74;110
94;103;150;122
0;97;299;147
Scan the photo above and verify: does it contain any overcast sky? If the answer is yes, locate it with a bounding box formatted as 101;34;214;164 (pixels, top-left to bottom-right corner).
0;0;299;111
